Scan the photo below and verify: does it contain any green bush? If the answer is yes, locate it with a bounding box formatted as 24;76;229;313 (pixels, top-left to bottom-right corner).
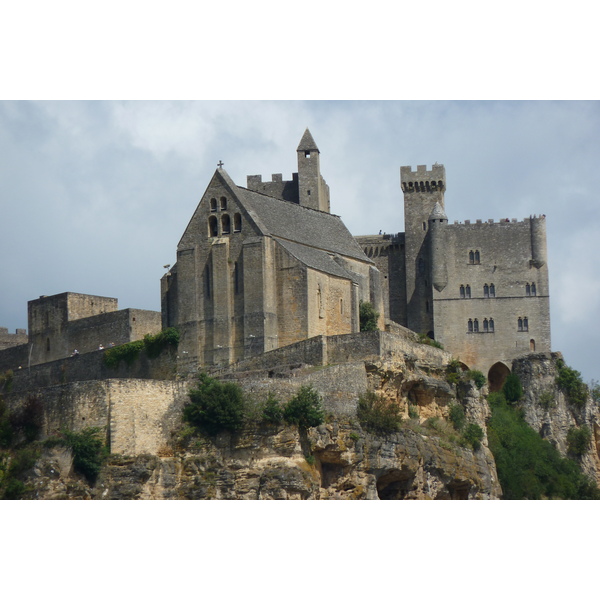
466;370;486;389
418;333;443;349
183;373;246;436
556;361;588;407
262;394;283;424
448;403;466;432
503;373;523;404
461;423;484;451
0;398;13;449
538;390;556;410
283;386;325;430
487;392;600;499
0;370;14;393
359;301;379;332
446;359;463;386
567;426;592;456
589;380;600;402
103;340;144;368
103;327;180;368
143;327;180;359
357;391;402;435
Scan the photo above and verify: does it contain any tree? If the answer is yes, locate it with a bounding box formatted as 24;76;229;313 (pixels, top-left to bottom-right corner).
283;386;325;429
503;373;523;404
359;301;379;332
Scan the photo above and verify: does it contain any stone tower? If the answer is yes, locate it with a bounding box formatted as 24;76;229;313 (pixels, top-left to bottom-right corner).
401;163;446;335
297;128;330;213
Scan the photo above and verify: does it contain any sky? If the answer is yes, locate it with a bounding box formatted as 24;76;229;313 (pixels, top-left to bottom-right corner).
1;100;599;383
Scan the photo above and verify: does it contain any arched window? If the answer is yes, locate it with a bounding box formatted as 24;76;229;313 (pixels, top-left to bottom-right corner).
526;283;531;296
483;318;489;332
474;250;480;264
466;285;471;299
530;339;536;351
489;318;495;332
460;285;465;299
518;318;523;331
220;197;227;210
46;337;50;352
531;283;536;296
484;284;489;298
234;213;242;232
208;216;218;237
422;222;427;231
469;251;474;264
473;319;479;332
523;317;529;331
222;214;231;234
210;198;217;212
468;319;473;333
490;284;495;298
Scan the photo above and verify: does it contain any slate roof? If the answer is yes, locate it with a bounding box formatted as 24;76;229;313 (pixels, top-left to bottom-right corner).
237;186;371;264
297;128;319;152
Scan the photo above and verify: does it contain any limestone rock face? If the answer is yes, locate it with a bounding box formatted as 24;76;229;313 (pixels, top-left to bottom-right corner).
513;353;600;485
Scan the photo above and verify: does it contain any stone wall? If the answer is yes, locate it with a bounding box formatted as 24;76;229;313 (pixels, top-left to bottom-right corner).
0;327;27;350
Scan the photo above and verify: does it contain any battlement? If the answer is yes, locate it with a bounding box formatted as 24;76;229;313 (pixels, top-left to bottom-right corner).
449;215;546;227
247;172;299;187
401;164;446;193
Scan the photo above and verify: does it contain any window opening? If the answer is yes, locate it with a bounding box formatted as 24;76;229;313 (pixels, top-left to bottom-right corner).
490;284;495;297
423;222;427;231
518;318;523;331
530;339;536;351
484;284;489;298
210;198;217;212
531;283;536;296
220;197;227;210
483;319;489;332
46;337;50;352
469;251;474;264
208;216;218;237
222;214;231;234
526;284;531;296
460;285;465;299
234;213;242;232
489;318;495;332
468;319;473;333
523;317;529;331
473;319;479;332
474;250;480;264
466;285;471;299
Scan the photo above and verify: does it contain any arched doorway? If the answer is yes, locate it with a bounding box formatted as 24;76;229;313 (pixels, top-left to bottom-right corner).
488;362;511;392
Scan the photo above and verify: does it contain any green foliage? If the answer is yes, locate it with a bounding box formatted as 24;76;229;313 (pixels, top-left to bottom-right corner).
357;391;402;435
261;394;283;424
0;370;14;393
304;454;316;466
0;399;13;449
556;360;588;407
445;359;464;386
502;373;523;404
103;340;144;368
283;386;325;430
461;423;484;451
487;392;600;499
359;301;379;332
349;432;360;442
183;373;246;436
466;370;486;389
408;404;419;420
538;390;556;410
418;333;443;349
143;327;180;359
48;428;108;484
589;380;600;402
567;426;592;457
103;327;180;368
448;403;466;432
1;446;41;499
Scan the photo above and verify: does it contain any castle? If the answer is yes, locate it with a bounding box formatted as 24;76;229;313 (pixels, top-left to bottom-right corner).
0;129;551;387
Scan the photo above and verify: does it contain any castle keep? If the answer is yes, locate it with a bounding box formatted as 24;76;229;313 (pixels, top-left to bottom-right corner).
0;129;551;386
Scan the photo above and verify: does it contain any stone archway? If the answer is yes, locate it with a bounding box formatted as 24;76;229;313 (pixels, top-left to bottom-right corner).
488;362;511;392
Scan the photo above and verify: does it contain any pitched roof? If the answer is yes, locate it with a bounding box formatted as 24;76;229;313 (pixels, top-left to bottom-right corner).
237;186;371;264
296;128;319;152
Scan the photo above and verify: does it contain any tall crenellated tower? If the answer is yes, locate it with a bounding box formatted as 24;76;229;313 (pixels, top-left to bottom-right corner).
297;128;330;213
401;163;446;335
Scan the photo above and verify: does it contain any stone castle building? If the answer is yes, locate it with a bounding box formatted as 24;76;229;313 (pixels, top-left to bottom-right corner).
0;129;551;385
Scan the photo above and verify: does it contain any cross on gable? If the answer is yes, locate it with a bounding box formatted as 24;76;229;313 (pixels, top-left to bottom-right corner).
218;160;224;168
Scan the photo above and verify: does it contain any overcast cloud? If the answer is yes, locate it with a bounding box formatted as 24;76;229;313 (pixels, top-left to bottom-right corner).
1;101;598;383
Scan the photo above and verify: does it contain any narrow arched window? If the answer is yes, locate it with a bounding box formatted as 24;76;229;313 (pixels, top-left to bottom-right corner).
220;197;227;210
210;198;217;212
422;222;427;231
484;284;489;298
468;319;473;333
208;216;218;237
490;284;495;298
526;283;531;296
474;250;480;264
46;337;51;352
518;318;523;331
473;319;479;332
466;285;471;299
460;285;465;299
222;214;231;234
483;319;489;332
234;213;242;232
489;318;495;332
531;283;536;296
469;251;474;264
530;339;536;351
523;317;529;331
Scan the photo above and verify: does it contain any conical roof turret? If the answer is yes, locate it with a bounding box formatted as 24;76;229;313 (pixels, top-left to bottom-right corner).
429;202;447;221
297;128;319;152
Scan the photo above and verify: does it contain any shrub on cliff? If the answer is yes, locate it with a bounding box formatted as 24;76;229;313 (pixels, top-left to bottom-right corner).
283;386;325;429
502;373;523;404
486;392;599;499
357;391;402;435
461;423;484;451
567;426;592;457
359;301;379;332
556;360;588;407
262;394;284;424
183;373;246;436
448;403;466;432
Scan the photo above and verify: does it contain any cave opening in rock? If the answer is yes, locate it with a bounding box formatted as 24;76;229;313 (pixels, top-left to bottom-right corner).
376;468;415;499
